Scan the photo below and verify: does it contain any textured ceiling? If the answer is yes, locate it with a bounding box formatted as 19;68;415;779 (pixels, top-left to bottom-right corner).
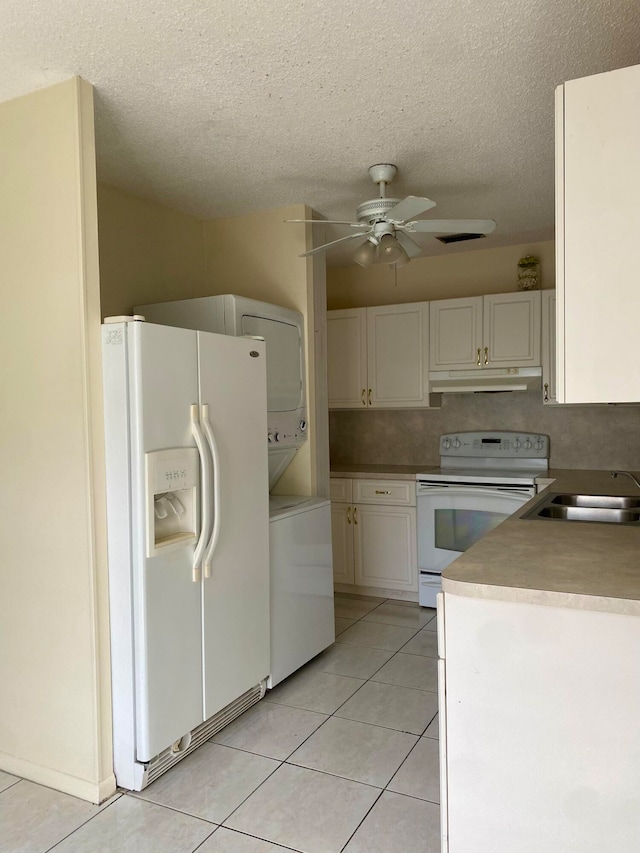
1;0;640;265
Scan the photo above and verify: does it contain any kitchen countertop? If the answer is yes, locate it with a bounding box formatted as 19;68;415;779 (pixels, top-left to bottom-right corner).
330;463;640;614
442;468;640;615
330;464;437;480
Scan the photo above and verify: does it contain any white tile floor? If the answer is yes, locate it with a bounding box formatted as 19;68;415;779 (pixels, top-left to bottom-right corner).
0;594;440;853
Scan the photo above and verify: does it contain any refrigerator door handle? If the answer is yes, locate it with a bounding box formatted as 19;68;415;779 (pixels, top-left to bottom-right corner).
202;403;222;579
191;403;212;582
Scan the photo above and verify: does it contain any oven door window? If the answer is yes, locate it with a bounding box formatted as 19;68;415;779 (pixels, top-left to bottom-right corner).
435;508;505;553
417;486;532;574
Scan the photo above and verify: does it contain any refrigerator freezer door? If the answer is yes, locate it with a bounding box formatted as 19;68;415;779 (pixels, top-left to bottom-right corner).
131;323;204;761
198;332;271;719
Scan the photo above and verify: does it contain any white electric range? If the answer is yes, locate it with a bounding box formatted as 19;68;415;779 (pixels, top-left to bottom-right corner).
416;431;549;607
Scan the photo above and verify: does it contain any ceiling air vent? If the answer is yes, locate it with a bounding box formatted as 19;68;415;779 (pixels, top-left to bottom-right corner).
436;233;487;244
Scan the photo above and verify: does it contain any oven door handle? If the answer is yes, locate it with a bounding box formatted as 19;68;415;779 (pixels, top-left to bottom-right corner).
416;485;534;499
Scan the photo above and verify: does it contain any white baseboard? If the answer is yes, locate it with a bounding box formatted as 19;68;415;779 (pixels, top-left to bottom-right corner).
0;751;116;804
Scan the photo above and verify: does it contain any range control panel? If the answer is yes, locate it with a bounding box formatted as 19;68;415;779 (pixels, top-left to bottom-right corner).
440;431;549;458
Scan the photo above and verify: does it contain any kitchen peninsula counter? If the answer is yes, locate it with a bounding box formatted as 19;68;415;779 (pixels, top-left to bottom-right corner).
442;468;640;614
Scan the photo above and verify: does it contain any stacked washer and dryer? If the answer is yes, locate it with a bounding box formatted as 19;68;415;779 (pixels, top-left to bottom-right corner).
136;294;335;687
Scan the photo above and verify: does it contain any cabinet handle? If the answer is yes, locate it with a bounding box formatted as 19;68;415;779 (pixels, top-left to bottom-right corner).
544;382;549;403
484;346;489;365
375;489;391;495
353;507;358;524
476;347;481;367
346;506;351;524
368;388;372;405
361;389;366;406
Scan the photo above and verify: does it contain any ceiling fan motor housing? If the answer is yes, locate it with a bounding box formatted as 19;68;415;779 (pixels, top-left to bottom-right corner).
356;198;401;224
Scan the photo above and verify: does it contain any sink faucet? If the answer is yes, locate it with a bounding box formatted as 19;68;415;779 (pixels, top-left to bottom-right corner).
611;471;640;490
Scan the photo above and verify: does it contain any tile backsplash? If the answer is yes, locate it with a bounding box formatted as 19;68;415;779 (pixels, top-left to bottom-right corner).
329;392;640;471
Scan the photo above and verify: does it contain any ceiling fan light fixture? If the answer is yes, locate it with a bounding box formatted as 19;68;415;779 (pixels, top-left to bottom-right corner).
353;238;378;268
377;233;405;264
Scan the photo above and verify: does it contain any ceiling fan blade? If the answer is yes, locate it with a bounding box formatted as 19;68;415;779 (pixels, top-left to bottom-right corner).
299;231;369;257
406;219;497;234
395;231;423;258
286;219;364;227
385;195;437;223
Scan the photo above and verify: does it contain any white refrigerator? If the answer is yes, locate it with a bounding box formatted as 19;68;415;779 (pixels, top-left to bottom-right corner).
102;319;270;791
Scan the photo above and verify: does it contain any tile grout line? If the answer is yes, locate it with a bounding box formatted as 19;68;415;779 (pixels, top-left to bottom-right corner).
43;791;124;852
191;824;304;853
0;778;22;796
384;729;441;803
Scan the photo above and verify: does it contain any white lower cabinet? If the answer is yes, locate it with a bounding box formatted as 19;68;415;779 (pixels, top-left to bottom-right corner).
330;501;355;585
440;591;640;852
330;478;417;594
353;504;417;590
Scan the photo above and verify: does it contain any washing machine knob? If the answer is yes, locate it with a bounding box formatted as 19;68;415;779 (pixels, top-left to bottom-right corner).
453;438;461;449
524;439;533;450
442;437;452;450
299;419;307;432
273;432;281;442
513;438;522;450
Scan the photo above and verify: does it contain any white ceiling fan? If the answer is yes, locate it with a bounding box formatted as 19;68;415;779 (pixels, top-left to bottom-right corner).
288;164;497;267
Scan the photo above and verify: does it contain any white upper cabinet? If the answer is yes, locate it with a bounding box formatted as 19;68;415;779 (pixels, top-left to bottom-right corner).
326;308;368;408
328;302;433;408
430;291;541;371
556;64;640;403
483;292;541;368
428;297;483;370
366;303;430;407
541;289;557;405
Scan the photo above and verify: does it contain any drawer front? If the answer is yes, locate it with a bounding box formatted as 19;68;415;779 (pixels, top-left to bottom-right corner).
330;478;353;503
354;479;416;506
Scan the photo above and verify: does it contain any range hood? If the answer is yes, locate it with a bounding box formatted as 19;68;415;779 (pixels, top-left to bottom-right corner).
429;366;542;394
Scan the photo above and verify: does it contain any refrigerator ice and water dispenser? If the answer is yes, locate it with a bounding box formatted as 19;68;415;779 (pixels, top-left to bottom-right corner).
145;448;199;558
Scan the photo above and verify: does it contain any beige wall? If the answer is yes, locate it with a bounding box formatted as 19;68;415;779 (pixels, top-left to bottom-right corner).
327;240;555;309
0;79;114;801
204;205;329;496
99;196;330;496
97;184;206;317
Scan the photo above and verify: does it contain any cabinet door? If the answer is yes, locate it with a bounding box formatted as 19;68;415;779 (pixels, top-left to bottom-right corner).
353;504;417;591
483;291;541;368
331;503;354;585
367;303;430;407
327;309;367;408
429;297;483;370
557;66;640;403
541;290;557;404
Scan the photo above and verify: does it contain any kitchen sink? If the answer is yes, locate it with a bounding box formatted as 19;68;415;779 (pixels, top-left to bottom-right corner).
550;494;640;510
522;493;640;525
